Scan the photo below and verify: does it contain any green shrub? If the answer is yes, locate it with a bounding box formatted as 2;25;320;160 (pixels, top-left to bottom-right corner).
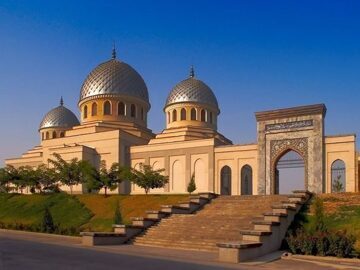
286;229;356;258
328;231;356;258
315;232;330;256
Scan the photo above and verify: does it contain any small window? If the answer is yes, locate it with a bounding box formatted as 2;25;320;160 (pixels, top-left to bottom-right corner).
92;102;97;116
104;101;111;115
83;105;88;119
200;109;206;122
180;108;186;120
191;108;197;121
52;131;57;139
46;132;49;140
141;108;144;120
60;132;65;138
209;112;213;124
118;102;125;115
172;109;177;122
130;104;136;117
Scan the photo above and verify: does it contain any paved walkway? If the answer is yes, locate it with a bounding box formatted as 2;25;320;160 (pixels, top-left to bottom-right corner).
0;230;347;270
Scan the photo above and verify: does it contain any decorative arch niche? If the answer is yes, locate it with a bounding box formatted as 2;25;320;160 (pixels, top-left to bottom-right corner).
241;165;253;195
270;138;308;194
220;165;232;195
194;159;206;192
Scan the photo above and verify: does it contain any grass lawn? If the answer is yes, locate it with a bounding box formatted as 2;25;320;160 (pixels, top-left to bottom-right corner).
0;193;188;234
0;193;92;231
305;193;360;252
77;194;188;231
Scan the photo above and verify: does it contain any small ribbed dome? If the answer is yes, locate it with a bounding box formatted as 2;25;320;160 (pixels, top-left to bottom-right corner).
39;99;79;130
165;67;218;110
79;51;149;104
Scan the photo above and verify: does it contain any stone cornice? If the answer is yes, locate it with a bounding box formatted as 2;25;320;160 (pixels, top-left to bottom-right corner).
255;104;326;122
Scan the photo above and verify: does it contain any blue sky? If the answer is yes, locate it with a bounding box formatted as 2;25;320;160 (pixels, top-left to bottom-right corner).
1;0;360;165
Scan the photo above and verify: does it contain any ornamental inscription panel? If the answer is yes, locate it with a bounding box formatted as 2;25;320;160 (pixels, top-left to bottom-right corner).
265;120;313;132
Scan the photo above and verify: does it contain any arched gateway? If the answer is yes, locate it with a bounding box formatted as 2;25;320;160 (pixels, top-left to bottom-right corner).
256;104;326;194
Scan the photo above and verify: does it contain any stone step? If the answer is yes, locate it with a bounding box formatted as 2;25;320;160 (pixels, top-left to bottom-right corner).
145;210;170;219
130;194;297;255
133;241;218;252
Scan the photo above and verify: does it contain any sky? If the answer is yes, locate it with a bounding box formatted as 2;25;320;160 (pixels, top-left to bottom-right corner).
1;0;360;167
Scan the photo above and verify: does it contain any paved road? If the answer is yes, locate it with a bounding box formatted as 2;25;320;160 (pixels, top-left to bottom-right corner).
0;232;338;270
0;236;227;270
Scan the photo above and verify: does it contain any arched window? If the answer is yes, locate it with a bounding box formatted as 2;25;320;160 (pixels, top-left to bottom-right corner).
172;109;177;122
141;108;144;120
130;104;136;117
91;102;97;116
52;131;57;139
83;105;88;119
209;112;213;124
60;132;65;138
104;101;111;115
220;166;232;195
118;102;125;115
331;159;346;192
180;108;186;120
200;109;206;122
167;112;170;124
241;165;253;195
191;108;197;120
46;132;49;140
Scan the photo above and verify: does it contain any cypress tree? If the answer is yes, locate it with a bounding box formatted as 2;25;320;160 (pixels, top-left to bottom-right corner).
41;206;55;233
187;173;197;194
113;201;122;225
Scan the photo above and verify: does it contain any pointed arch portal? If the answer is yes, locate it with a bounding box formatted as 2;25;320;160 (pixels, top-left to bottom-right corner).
274;150;305;194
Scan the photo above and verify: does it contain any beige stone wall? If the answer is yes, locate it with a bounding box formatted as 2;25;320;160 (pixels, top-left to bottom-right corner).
325;135;357;193
130;139;216;194
214;144;258;195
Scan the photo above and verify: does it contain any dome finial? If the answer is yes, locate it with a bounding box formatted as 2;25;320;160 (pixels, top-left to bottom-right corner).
190;65;195;78
60;96;64;106
112;41;116;59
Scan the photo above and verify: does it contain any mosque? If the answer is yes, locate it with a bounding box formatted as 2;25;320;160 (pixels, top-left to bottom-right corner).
5;49;359;195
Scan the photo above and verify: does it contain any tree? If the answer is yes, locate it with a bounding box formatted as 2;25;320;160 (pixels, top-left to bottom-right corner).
48;153;90;194
84;161;130;196
4;165;21;193
41;206;56;233
35;165;59;193
187;173;196;194
18;166;39;194
130;164;169;195
0;167;11;193
113;200;122;225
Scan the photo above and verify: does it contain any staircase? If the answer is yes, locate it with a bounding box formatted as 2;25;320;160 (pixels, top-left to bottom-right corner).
132;195;289;252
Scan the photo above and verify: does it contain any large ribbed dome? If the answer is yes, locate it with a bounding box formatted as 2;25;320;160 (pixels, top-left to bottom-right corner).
39;99;79;130
79;53;149;104
165;68;218;109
